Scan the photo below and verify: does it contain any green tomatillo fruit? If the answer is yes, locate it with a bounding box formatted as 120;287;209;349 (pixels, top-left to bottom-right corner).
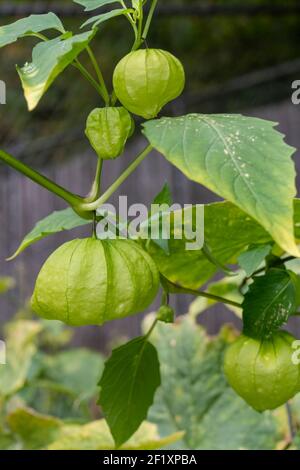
224;331;300;412
85;107;134;159
31;238;159;326
113;49;185;119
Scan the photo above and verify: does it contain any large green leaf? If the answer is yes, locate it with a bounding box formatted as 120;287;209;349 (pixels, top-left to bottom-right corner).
99;336;161;448
74;0;120;11
7;407;181;450
143;115;299;257
47;420;183;450
8;208;90;260
242;268;298;339
17;30;95;111
147;317;282;450
148;200;271;289
81;9;133;29
0;13;65;48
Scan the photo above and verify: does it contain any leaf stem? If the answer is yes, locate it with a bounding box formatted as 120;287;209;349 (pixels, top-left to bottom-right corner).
120;0;139;44
142;0;158;41
73;59;107;100
85;158;103;202
23;32;49;42
286;402;296;442
86;46;110;105
239;255;297;292
78;145;153;212
0;150;81;206
163;277;242;309
145;318;158;340
202;243;237;277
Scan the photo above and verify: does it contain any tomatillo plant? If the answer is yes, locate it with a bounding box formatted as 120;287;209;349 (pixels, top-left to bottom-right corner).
1;0;300;448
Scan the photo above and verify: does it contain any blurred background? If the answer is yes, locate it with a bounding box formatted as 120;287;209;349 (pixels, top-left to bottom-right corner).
1;0;300;350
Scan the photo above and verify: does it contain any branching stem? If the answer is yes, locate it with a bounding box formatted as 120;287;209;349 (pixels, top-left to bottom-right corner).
0;150;81;206
78;145;153;212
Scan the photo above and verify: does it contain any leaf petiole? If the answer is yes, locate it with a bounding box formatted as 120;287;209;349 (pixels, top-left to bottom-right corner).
142;0;158;41
162;276;242;309
73;59;107;101
86;46;110;105
0;150;81;207
85;158;103;202
78;145;153;212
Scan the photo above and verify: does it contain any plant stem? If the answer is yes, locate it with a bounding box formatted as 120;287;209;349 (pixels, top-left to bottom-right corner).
120;0;138;44
73;59;106;100
78;145;153;212
86;46;110;105
85;158;103;202
202;243;237;277
145;318;158;340
92;211;97;239
137;0;144;45
164;277;242;309
286;402;296;442
142;0;158;41
0;150;81;206
24;32;49;42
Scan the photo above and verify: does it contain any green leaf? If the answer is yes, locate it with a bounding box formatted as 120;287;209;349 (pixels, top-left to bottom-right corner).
148;200;271;289
47;420;182;450
143;115;299;257
7;407;181;450
81;9;133;29
242;268;297;339
74;0;120;11
148;183;173;253
8;208;90;260
7;407;62;450
98;336;161;448
148;317;282;450
17;30;95;111
0;13;65;48
152;182;172;207
238;243;273;277
43;349;104;399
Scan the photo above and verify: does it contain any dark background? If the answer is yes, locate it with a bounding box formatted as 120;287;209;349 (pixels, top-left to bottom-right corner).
1;0;300;350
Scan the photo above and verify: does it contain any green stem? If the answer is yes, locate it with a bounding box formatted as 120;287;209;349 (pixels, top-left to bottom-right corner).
92;211;98;239
111;90;118;106
73;59;106;100
85;158;103;202
145;318;158;340
24;32;49;41
286;402;296;442
78;145;153;212
120;0;138;44
142;0;158;41
137;0;144;45
86;46;110;105
164;277;242;309
0;150;81;206
202;243;237;277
